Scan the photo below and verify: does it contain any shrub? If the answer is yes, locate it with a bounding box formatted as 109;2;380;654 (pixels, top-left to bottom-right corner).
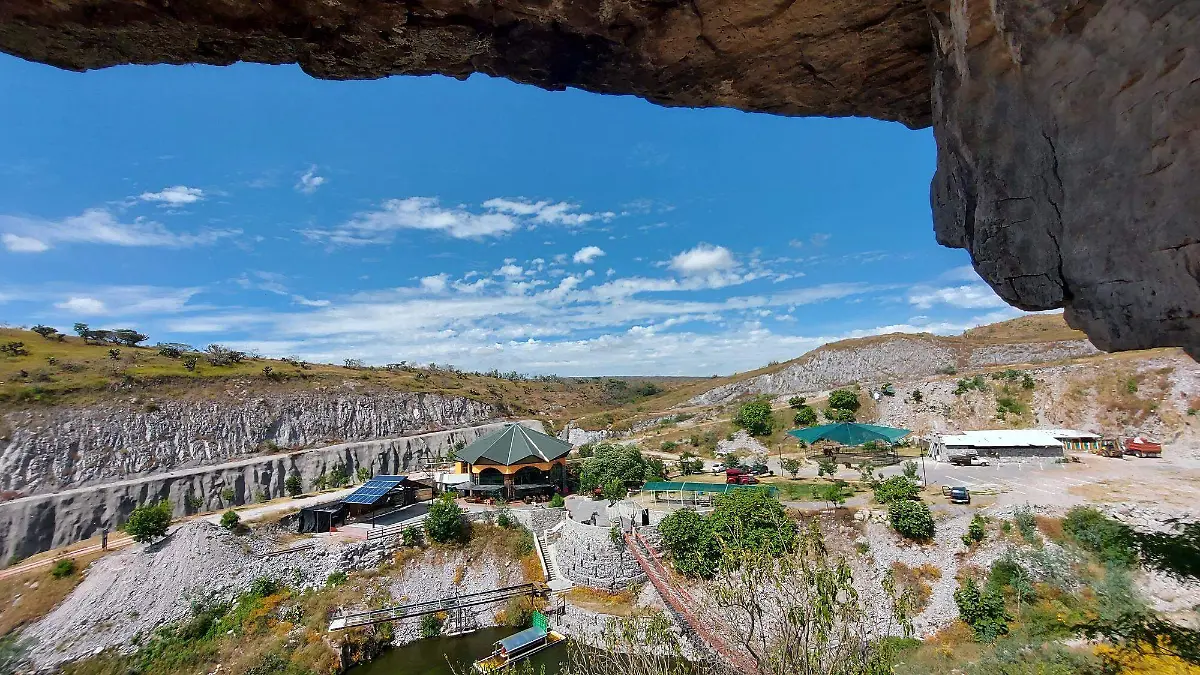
549;493;565;508
108;348;121;360
0;341;30;356
824;407;856;423
874;476;921;505
249;576;279;598
889;499;935;541
220;510;240;530
31;325;58;340
658;508;721;579
220;487;236;503
660;440;678;452
420;613;444;638
788;396;806;409
996;396;1028;417
182;354;199;371
356;466;371;483
1063;506;1137;567
827;389;861;415
793;405;818;427
602;478;628;501
328;463;350;488
50;558;76;579
1022;373;1036;389
963;514;987;546
1013;504;1038;543
818;482;846;509
425;493;467;544
496;505;514;528
954;577;1010;641
325;571;348;587
901;460;920;481
910;389;923;403
284;472;303;497
733;399;774;436
123;501;173;543
953;375;988;395
401;526;423;547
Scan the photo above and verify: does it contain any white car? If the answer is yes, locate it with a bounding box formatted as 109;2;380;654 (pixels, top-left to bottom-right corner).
711;463;727;473
969;457;991;466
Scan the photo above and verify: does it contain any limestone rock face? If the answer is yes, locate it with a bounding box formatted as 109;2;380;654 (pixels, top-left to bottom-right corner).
929;0;1200;355
0;0;932;127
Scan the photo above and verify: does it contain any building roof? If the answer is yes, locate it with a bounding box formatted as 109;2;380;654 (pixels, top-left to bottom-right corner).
788;422;911;446
343;475;408;505
1040;428;1102;440
940;430;1063;448
457;424;571;466
497;625;547;653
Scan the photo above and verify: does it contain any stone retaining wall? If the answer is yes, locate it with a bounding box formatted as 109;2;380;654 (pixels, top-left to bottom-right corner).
554;518;646;590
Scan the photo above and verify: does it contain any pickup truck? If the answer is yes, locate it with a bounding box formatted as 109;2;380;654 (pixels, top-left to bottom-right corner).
949;454;990;466
725;468;760;485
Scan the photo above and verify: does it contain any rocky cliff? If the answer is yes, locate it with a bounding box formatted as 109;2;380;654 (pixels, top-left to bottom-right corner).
1;0;1196;355
0;391;496;495
688;334;1100;406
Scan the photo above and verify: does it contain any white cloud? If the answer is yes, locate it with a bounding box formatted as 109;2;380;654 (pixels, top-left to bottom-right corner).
669;244;737;276
292;296;331;307
420;274;449;293
496;264;525;279
0;208;238;253
483;198;615;226
138;185;205;206
939;265;983;282
55;297;107;315
295;166;326;194
572;246;605;264
2;234;50;253
908;284;1009;310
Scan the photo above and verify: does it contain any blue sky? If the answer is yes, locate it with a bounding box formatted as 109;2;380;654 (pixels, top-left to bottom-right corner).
0;55;1022;375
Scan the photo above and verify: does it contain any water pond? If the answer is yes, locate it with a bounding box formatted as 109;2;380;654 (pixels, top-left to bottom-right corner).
349;627;566;675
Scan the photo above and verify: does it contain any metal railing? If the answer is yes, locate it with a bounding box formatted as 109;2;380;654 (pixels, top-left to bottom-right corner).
328;583;538;631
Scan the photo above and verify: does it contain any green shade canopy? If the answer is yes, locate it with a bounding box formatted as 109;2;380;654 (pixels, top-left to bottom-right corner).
458;423;571;466
787;422;911;446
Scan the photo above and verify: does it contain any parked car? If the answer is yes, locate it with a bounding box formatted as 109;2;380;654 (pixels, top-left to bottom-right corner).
711;463;727;473
749;463;774;476
725;468;760;485
948;454;975;466
942;486;971;504
969;457;991;466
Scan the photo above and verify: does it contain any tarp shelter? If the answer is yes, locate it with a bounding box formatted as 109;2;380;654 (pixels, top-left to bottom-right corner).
298;502;345;533
788;422;911;446
640;481;777;505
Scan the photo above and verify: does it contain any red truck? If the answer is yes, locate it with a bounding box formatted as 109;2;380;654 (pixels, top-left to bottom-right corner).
1123;437;1162;458
725;468;760;485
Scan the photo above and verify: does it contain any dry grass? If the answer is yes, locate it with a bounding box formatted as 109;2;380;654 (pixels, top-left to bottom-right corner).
1035;515;1065;542
0;550;105;635
890;561;941;612
564;586;640;616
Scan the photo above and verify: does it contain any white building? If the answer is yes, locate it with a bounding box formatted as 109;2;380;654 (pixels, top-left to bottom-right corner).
931;429;1077;462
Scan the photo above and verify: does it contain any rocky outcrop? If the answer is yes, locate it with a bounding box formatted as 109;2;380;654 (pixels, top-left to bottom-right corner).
930;0;1200;355
0;391;495;494
690;335;1100;406
0;0;932;127
0;1;1196;353
0;422;515;563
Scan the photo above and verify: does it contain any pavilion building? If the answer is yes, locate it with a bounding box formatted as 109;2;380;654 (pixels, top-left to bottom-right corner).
454;423;571;499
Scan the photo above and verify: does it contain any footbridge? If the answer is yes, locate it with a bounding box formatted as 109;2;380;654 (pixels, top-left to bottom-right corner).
623;530;756;673
328;582;540;631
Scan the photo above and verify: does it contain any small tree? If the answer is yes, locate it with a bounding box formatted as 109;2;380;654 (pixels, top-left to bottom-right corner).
108;348;121;360
817;457;838;477
156;343;191;358
73;322;89;337
963;514;987;547
124;501;172;543
356;466;371;483
312;473;329;491
827;389;861;414
788;396;806;409
182;354;199;371
602;478;628;502
910;389;924;403
110;329;148;346
285;472;303;497
781;457;802;478
31;325;58;340
824;407;856;423
793;405;818;427
50;558;76;579
425;493;467;544
402;526;422;547
874;475;921;504
328;463;350;488
819;482;847;510
889;500;935;541
902;460;920;482
220;509;240;530
419;613;444;638
550;493;565;508
733;399;774;436
954;577;1010;641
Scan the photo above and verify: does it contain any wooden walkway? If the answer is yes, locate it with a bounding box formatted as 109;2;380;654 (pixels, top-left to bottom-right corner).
623;530;756;673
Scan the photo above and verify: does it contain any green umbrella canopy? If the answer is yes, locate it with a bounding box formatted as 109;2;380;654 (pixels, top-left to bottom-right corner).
787;422;911;446
457;423;571;465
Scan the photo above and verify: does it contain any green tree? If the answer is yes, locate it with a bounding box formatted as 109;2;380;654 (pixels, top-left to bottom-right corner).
73;322;89;337
425;493;467;544
889;500;934;541
781;457;802;478
824;407;856;423
954;577;1010;641
356;466;372;483
677;452;703;476
827;389;861;415
123;501;173;543
787;396;806;409
182;354;199;371
793;405;818;427
658;508;721;579
50;558;76;579
733;399;774;436
550;493;565;508
602;478;628;501
579;443;650;493
708;487;798;556
284;471;303;497
220;509;240;530
817;457;838;477
111;329;149;346
401;526;422;547
818;482;846;510
328;463;350;488
31;325;58;340
873;475;920;504
419;613;444;638
312;473;329;491
963;514;987;546
902;460;920;481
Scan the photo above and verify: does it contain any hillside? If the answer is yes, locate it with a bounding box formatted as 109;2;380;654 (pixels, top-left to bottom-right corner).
685;314;1101;407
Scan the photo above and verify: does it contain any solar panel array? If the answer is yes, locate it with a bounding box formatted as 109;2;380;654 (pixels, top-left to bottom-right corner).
343;475;407;505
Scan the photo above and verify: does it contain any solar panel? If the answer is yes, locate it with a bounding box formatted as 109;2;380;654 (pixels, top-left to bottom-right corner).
343;475;407;505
